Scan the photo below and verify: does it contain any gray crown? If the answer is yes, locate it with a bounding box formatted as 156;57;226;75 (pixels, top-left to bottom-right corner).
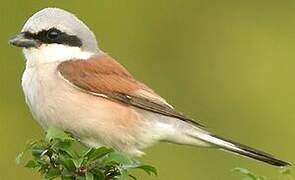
22;8;98;52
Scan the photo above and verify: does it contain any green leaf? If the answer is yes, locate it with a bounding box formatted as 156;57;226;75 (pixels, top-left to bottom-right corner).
134;165;157;176
25;160;39;169
61;168;75;178
16;152;24;165
85;172;94;180
87;147;113;161
45;127;73;142
123;164;157;176
91;168;105;179
17;128;157;180
61;177;73;180
31;145;47;157
52;140;72;151
103;152;132;165
232;167;259;180
128;174;137;180
59;146;77;159
76;177;86;180
72;158;84;168
59;157;76;171
16;140;38;165
83;148;94;157
45;168;60;179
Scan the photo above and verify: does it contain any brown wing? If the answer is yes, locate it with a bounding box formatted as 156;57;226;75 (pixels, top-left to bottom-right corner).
57;53;205;128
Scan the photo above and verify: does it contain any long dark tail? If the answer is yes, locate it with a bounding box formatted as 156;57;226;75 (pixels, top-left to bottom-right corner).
166;119;290;167
212;134;290;166
194;132;290;167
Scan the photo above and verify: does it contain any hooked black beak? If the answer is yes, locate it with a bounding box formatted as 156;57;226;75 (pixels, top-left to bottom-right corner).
9;33;39;48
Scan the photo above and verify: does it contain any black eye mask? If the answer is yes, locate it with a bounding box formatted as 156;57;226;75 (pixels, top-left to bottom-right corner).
24;28;82;47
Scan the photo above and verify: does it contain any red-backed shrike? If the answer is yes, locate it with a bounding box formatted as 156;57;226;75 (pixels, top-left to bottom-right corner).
9;8;289;167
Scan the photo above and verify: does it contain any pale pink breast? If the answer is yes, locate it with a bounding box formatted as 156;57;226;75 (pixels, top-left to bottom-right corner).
22;62;146;154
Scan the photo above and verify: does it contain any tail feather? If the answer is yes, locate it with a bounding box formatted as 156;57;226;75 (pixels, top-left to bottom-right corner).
210;135;290;167
190;132;290;167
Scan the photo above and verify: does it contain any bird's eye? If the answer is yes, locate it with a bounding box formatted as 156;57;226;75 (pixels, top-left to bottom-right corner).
46;28;60;40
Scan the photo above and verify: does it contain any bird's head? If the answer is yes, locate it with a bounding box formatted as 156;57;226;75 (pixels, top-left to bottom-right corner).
9;8;99;65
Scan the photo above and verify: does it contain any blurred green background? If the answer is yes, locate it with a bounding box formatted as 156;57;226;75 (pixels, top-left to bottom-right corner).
1;0;294;179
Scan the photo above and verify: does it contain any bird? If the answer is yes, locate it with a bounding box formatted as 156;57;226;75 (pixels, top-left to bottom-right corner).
9;7;290;167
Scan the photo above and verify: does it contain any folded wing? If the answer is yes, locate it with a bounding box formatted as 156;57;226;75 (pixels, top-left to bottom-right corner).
57;54;205;128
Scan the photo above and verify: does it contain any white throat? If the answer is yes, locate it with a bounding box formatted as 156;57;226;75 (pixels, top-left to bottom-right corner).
23;44;95;67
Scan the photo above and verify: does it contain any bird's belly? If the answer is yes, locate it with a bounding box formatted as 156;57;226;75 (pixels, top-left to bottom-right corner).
21;63;155;155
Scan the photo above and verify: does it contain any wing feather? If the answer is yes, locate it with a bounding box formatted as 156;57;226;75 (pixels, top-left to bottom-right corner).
57;54;205;128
